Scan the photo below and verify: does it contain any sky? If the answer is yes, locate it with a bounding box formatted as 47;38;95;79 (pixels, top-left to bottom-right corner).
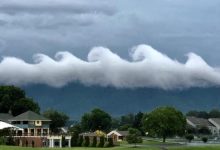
0;0;220;89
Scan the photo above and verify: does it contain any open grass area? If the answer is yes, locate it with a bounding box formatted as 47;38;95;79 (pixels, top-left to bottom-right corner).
2;145;220;150
0;146;159;150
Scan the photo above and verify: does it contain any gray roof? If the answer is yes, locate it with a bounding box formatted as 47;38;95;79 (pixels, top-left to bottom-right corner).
117;131;129;136
9;111;50;121
187;116;214;127
0;113;13;122
209;118;220;126
79;132;97;137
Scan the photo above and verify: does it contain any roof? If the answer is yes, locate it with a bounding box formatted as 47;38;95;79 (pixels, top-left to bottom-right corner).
9;111;51;121
79;130;106;137
0;121;23;130
0;113;13;122
209;118;220;127
117;131;129;136
107;130;129;136
79;132;97;137
187;116;214;127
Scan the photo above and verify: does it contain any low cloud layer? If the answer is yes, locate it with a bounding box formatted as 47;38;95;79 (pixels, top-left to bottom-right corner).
0;44;220;90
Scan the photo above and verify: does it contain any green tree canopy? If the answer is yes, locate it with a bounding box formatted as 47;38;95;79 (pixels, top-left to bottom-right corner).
81;108;112;132
0;85;40;115
11;98;40;116
144;106;186;142
43;109;69;133
126;128;142;147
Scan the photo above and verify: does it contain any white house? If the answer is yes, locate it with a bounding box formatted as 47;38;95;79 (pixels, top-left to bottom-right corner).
186;116;218;135
107;130;128;142
208;118;220;136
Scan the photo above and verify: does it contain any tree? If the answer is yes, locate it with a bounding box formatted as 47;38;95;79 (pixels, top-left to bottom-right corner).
82;136;90;147
11;98;40;116
126;128;142;147
69;124;82;147
0;85;40;115
97;136;105;147
81;108;112;132
186;110;209;119
144;106;186;142
209;109;220;118
91;136;97;147
43;109;69;133
185;134;194;142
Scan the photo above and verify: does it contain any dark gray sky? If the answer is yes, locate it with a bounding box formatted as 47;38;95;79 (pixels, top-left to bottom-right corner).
0;0;219;65
0;0;220;89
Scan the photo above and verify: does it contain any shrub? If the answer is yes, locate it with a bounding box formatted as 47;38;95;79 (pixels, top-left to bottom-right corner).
77;136;83;146
104;141;110;147
5;136;15;146
71;134;78;147
82;136;90;147
91;136;97;147
185;134;194;142
0;137;6;145
108;138;114;147
62;136;66;147
97;136;105;147
201;137;208;143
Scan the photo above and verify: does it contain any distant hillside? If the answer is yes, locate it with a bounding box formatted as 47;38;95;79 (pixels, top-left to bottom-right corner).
23;83;220;120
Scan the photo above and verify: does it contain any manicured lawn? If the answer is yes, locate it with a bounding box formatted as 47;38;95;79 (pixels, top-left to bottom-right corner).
0;146;159;150
2;145;220;150
170;145;220;150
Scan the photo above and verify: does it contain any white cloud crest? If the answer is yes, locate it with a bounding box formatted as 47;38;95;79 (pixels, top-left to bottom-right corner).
0;44;220;89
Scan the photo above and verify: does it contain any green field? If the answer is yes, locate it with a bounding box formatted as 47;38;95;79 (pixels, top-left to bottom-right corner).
2;145;220;150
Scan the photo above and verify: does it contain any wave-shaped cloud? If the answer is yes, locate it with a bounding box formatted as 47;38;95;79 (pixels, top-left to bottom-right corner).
0;44;220;89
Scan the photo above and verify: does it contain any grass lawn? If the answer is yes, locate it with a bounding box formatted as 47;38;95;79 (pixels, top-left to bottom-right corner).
0;145;159;150
2;145;220;150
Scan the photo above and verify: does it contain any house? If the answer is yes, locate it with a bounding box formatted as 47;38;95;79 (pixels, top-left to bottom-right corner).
208;118;220;135
8;111;51;147
107;130;129;142
186;116;218;135
4;110;72;148
0;113;13;123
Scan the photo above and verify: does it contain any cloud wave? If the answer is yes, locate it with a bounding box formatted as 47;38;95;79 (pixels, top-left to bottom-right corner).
0;44;220;89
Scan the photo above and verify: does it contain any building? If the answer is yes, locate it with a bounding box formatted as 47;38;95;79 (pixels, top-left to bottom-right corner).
0;113;13;123
107;130;128;142
208;118;220;135
8;111;51;147
186;116;218;135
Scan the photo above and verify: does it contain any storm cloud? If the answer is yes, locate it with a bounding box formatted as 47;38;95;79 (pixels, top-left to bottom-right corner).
0;44;220;90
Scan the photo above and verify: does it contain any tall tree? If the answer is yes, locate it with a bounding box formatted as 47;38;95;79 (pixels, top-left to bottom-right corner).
43;109;69;133
11;98;40;116
0;86;25;113
0;85;40;115
144;106;186;142
81;108;112;132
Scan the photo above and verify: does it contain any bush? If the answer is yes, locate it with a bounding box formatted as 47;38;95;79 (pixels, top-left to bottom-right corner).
108;138;114;147
0;137;6;145
5;136;15;146
97;136;105;147
91;136;97;147
62;136;66;147
77;136;83;146
71;134;78;147
82;136;90;147
104;141;110;147
185;134;194;142
201;137;208;143
104;138;114;148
